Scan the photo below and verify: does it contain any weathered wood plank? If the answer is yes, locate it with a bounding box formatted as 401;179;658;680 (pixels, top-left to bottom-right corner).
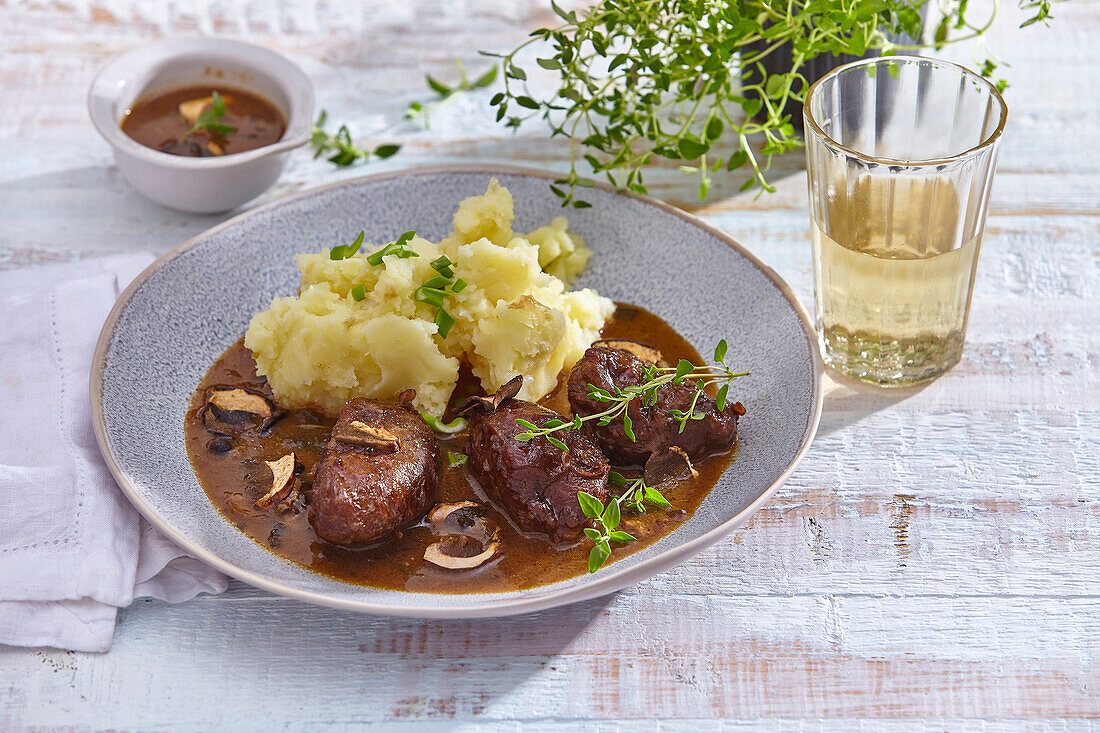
1;591;1097;727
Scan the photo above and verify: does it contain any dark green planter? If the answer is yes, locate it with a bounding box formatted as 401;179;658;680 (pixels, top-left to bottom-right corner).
741;19;925;130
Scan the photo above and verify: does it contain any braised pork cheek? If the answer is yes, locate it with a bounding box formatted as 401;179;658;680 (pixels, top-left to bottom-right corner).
568;346;740;465
466;399;610;545
309;397;437;546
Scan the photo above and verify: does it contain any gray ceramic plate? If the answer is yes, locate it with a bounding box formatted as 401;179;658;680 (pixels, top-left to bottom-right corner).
91;165;822;617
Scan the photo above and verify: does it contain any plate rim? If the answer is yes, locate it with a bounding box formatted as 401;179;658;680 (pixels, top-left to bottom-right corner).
90;163;824;617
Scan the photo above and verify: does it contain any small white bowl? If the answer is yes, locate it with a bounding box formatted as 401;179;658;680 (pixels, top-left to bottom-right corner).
88;38;314;214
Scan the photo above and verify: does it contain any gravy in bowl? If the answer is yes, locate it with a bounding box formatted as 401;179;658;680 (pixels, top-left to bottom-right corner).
122;85;286;157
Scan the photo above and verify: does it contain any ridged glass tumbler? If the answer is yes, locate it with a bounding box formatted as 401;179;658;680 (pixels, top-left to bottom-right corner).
803;56;1007;385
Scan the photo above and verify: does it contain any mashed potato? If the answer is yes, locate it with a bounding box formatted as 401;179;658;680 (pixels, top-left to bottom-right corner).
245;180;614;416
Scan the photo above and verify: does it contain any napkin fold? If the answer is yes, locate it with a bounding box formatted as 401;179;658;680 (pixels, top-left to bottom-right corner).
0;254;228;652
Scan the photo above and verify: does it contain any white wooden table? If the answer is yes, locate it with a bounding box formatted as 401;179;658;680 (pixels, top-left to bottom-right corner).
2;0;1098;728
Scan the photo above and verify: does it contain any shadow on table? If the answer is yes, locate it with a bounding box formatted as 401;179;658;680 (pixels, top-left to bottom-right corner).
119;584;617;714
815;369;930;438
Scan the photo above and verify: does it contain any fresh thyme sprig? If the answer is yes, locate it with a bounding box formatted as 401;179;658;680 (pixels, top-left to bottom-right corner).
311;110;401;166
406;61;499;129
578;471;674;572
185;91;235;137
483;0;1062;205
609;470;672;514
516;339;748;449
578;490;635;573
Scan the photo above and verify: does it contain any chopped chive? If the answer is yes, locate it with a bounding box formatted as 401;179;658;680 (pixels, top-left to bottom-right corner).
419;411;467;435
434;308;456;338
330;230;366;261
421;274;452;290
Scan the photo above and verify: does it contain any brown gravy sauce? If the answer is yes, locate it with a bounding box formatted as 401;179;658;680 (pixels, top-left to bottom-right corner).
184;304;736;593
122;85;286;157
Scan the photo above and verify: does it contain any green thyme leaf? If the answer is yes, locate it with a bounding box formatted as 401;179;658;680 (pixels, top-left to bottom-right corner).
677;137;708;160
714;339;728;363
578;491;604;520
473;65;499;87
643;485;672;508
602;500;621;530
374;144;401;159
588;542;611;573
426;75;452;95
674;359;693;382
716;384;729;411
185;90;237;138
546;435;569;452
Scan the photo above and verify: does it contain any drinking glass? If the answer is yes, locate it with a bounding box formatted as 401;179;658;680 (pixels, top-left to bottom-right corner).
803;56;1007;385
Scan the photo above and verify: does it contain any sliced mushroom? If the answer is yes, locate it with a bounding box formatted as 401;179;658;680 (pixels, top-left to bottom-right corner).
255;453;296;508
454;375;523;417
427;500;483;526
428;501;499;538
207;388;274;421
423;534;502;571
592;339;662;364
331;420;400;451
423;501;502;570
203;388;284;434
644;446;698;487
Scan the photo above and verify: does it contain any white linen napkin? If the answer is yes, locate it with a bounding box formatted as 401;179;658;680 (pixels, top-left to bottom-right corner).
0;254;228;652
